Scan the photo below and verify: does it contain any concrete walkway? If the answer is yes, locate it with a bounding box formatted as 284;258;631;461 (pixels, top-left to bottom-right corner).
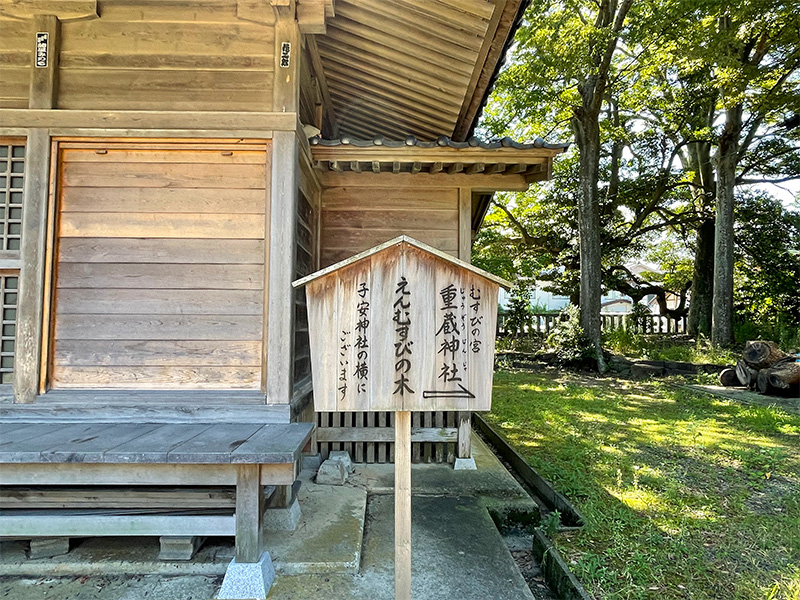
1;435;542;599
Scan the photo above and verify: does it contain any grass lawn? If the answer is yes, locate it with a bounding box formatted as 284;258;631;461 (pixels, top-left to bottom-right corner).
486;369;800;600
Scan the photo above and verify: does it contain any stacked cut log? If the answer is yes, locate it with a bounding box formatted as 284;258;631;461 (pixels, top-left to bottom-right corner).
720;340;800;397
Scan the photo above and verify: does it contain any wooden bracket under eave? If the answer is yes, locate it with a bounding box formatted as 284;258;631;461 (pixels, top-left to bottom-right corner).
0;0;98;21
296;0;334;34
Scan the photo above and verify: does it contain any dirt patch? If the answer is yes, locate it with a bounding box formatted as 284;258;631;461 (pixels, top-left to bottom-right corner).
745;475;799;516
683;384;800;415
511;550;559;600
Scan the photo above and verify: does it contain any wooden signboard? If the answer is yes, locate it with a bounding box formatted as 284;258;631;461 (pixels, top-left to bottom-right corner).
293;235;510;600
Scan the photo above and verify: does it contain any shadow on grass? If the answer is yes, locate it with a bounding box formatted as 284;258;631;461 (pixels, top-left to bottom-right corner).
487;370;800;600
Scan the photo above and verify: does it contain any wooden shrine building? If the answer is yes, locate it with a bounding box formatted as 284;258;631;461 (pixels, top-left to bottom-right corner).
0;0;566;461
0;1;566;577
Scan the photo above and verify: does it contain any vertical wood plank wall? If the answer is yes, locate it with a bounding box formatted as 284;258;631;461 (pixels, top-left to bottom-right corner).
316;183;466;462
51;142;269;389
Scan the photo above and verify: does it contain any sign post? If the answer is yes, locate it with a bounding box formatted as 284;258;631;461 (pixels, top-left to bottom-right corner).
294;236;510;600
395;410;411;600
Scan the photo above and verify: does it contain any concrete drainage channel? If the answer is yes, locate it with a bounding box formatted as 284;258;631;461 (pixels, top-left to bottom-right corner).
474;414;595;600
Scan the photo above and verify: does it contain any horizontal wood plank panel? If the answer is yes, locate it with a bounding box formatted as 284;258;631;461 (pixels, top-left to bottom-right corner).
60;21;275;55
60;53;271;70
59;239;265;264
0;67;30;108
322;187;458;210
55;315;262;341
56;13;274;112
57;288;264;315
59;213;265;239
324;209;458;230
61;161;266;189
53;143;268;390
323;228;458;252
61;149;267;164
59;69;272;112
52;366;260;389
60;187;265;213
89;0;241;23
57;263;264;290
320;186;460;266
52;340;262;367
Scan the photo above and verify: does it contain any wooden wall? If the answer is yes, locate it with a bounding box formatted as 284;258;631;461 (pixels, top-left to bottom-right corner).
0;18;32;108
51;141;269;389
320;186;459;267
1;1;276;111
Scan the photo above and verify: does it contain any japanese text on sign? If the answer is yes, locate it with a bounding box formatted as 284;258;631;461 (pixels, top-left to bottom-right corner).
35;32;48;68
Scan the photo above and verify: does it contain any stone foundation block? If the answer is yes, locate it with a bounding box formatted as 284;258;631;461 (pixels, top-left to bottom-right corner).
263;497;302;531
158;536;205;560
454;457;477;471
217;551;275;600
316;459;347;485
28;537;70;559
328;450;355;473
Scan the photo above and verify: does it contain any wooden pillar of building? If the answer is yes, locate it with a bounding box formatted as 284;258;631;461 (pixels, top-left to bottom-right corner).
457;187;473;458
14;15;59;403
265;5;300;406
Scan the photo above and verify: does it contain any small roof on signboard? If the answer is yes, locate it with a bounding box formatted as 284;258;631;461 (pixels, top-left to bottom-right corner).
292;235;512;290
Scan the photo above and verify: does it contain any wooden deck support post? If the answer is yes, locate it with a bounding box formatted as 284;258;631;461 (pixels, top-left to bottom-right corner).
395;410;412;600
235;464;263;563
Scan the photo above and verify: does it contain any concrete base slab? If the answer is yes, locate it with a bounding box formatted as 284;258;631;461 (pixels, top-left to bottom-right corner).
29;538;70;560
262;473;366;575
453;457;477;470
216;552;275;600
267;495;535;600
263;497;301;532
350;435;535;506
0;574;222;600
158;536;205;561
0;537;231;577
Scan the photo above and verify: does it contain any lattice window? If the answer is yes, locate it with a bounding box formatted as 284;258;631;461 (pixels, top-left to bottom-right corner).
0;275;17;384
293;191;316;386
0;140;24;389
0;143;25;252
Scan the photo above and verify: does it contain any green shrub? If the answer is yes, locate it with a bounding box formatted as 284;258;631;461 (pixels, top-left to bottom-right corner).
545;304;593;363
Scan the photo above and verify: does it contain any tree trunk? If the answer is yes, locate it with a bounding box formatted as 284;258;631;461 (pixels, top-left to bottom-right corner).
686;139;715;338
743;340;791;370
735;359;758;388
719;368;739;386
767;362;800;390
756;369;771;394
712;104;742;347
688;218;715;337
572;110;606;373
